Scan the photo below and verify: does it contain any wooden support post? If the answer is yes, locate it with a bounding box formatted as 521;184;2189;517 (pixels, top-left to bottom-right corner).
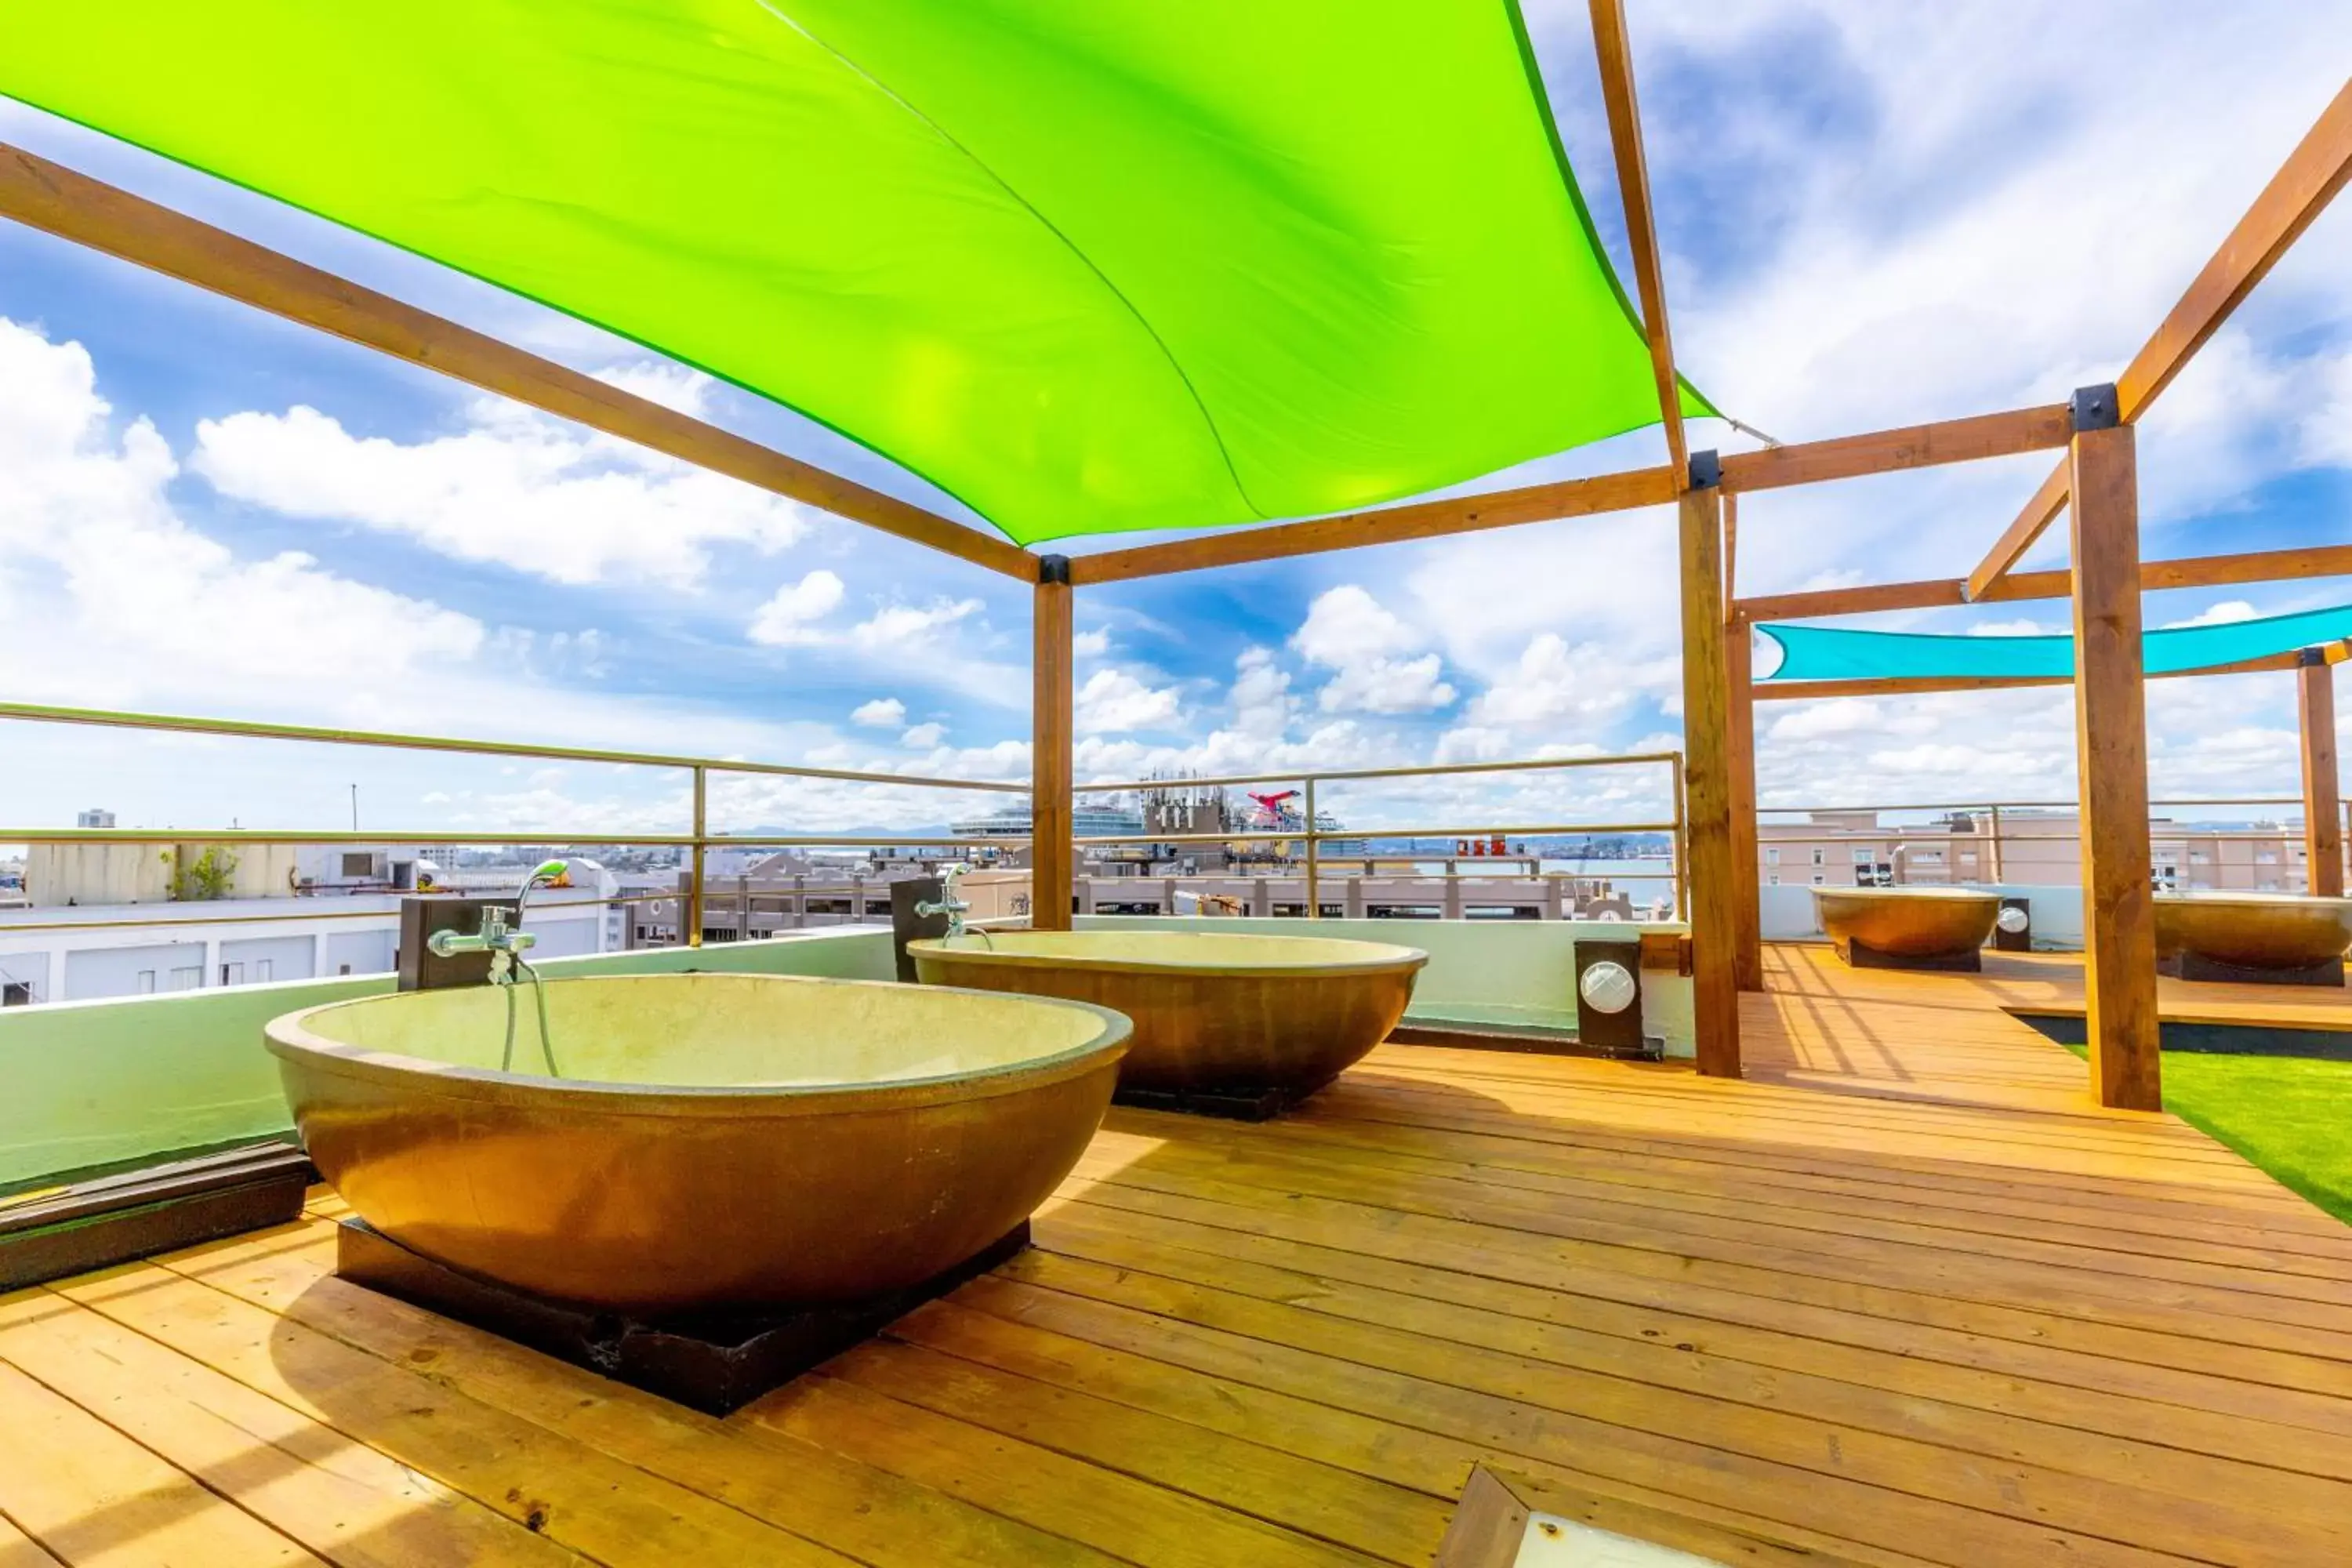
1725;616;1764;991
1032;559;1076;931
1679;469;1740;1076
2068;397;2160;1111
2300;653;2344;897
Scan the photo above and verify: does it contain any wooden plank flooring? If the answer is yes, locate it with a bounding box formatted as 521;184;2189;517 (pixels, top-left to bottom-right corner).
3;943;2349;1566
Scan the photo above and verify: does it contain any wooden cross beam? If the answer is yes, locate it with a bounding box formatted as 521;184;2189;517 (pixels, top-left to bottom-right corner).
1735;542;2352;624
1587;0;1687;484
1964;79;2352;601
0;143;1040;582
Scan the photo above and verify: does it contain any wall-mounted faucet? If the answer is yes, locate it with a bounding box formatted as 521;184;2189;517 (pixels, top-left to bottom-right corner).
426;859;570;984
914;862;973;939
426;859;570;1074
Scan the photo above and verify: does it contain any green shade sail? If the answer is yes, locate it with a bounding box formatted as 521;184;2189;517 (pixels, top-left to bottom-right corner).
1758;603;2352;683
0;2;1705;546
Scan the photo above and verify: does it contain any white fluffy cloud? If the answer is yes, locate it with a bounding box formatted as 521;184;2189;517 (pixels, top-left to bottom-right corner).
1291;586;1457;713
748;570;846;645
190;368;813;587
900;722;947;749
850;697;906;728
1073;668;1183;735
0;318;485;700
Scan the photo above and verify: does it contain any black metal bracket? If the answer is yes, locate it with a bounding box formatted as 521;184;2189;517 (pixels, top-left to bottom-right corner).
2070;383;2121;432
1686;448;1722;489
1036;554;1072;586
2299;644;2330;668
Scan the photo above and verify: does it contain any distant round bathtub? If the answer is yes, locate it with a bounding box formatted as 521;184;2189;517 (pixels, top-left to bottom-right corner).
907;931;1425;1101
2154;892;2352;972
1813;886;2001;962
265;973;1129;1312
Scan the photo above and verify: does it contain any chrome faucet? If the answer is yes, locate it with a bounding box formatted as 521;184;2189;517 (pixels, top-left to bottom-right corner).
426;859;569;1074
914;862;973;939
426;859;569;983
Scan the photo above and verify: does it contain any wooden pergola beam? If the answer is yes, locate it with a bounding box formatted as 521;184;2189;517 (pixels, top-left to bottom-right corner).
1720;404;2071;495
2069;417;2159;1111
1737;541;2352;623
0;142;1040;583
1965;79;2352;602
1067;399;2071;586
1031;560;1076;931
2300;652;2345;898
1751;649;2314;702
1965;462;2072;603
2118;78;2352;419
1062;466;1676;586
1588;0;1687;482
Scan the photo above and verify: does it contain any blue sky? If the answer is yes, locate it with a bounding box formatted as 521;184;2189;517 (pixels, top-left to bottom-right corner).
2;2;2350;841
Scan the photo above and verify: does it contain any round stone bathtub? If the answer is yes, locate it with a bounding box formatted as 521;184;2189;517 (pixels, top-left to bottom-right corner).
265;972;1130;1312
906;930;1425;1101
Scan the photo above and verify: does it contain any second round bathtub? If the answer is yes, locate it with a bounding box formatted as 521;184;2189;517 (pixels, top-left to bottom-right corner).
907;930;1426;1100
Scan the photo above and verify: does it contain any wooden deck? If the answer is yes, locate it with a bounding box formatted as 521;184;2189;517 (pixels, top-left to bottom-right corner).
4;943;2350;1566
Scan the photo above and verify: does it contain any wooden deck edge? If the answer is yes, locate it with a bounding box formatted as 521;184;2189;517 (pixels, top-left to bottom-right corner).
0;1142;312;1290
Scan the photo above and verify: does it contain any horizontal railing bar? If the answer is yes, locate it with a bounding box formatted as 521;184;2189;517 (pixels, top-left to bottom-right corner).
0;887;950;937
0;891;677;935
1073;821;1679;845
0;700;1029;793
1074;751;1681;793
0;829;1029;848
1758;797;2318;815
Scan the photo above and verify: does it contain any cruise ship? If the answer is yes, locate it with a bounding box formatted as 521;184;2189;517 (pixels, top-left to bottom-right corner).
949;799;1147;841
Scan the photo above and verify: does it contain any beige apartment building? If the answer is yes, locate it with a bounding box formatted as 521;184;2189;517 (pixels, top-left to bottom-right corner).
1758;809;2324;893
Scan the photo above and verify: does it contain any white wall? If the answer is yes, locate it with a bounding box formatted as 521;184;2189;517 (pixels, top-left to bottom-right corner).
1076;913;1697;1058
1759;884;2086;949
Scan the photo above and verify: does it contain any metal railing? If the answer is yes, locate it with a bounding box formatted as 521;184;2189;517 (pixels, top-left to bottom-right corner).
1755;794;2350;890
1072;751;1688;920
0;700;1029;949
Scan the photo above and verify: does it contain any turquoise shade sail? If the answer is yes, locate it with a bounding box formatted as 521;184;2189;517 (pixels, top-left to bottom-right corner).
0;2;1711;546
1758;604;2352;684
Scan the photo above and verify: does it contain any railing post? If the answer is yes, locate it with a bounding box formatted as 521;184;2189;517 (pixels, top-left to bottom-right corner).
1669;753;1688;922
1679;463;1741;1078
1989;804;2005;884
688;764;707;949
1303;777;1321;920
2068;389;2159;1111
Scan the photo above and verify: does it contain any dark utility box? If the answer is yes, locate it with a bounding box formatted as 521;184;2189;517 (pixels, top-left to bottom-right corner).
889;876;949;982
1573;936;1660;1059
1994;896;2033;953
398;897;495;991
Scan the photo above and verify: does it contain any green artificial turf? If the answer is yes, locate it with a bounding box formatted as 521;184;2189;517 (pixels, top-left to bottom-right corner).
2067;1045;2352;1225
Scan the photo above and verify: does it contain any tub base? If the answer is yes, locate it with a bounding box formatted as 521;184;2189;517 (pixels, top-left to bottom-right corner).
2159;952;2345;988
1835;937;1983;973
336;1218;1031;1415
1114;1083;1312;1121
